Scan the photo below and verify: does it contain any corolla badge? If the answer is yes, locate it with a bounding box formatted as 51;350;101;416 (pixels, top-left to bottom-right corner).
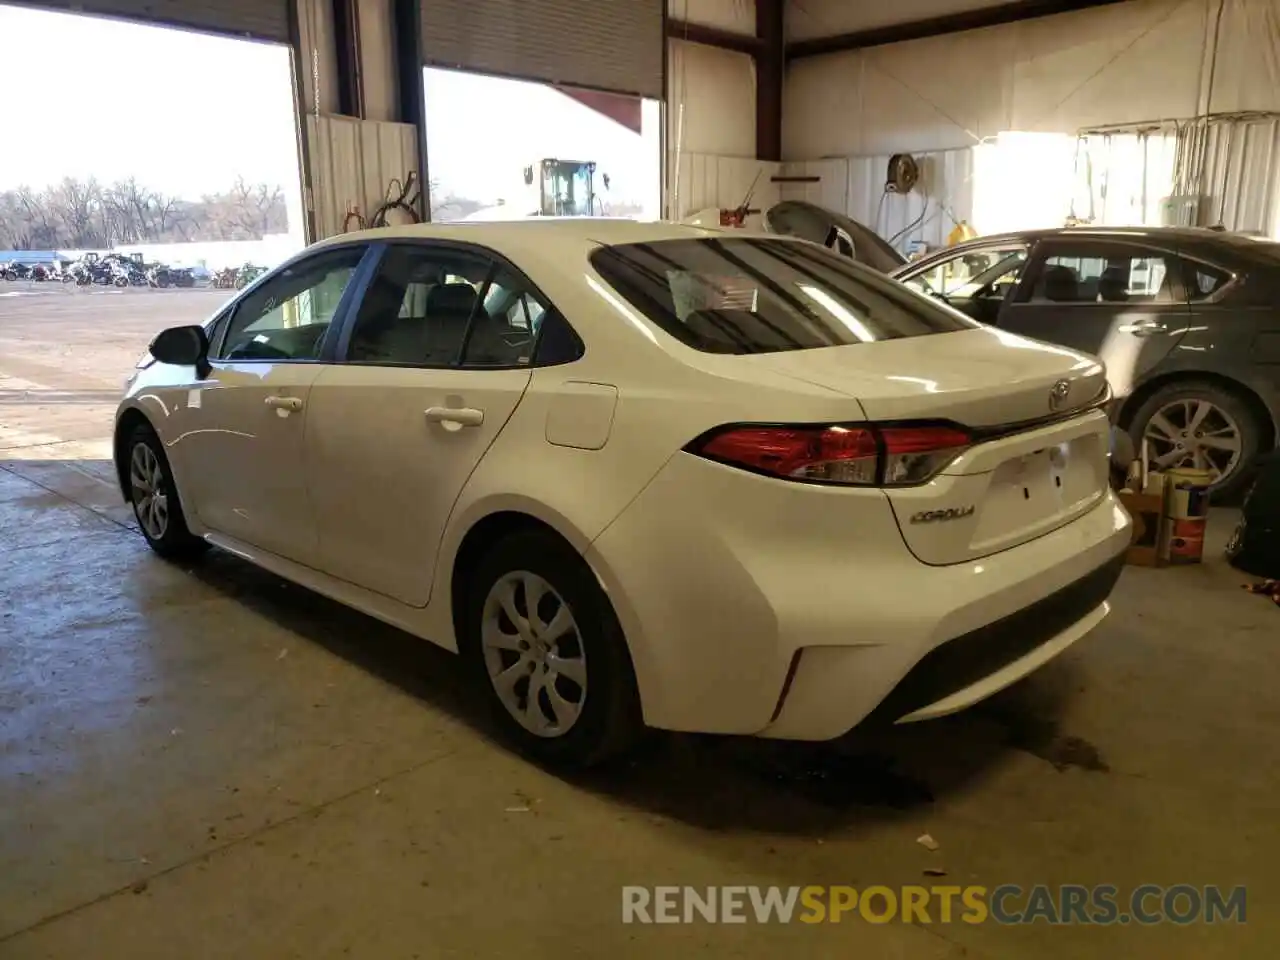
910;506;976;524
1048;379;1071;411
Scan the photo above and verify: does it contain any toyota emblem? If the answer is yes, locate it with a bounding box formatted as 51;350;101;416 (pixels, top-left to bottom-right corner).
1048;379;1071;411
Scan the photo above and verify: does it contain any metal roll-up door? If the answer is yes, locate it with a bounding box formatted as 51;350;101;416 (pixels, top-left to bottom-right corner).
422;0;664;99
33;1;290;43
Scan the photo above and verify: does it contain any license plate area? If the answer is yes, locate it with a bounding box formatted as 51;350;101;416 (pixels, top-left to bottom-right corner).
969;436;1107;553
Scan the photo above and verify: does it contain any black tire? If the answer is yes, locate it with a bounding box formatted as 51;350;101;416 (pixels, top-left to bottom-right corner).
461;530;643;768
126;424;209;562
1127;380;1264;502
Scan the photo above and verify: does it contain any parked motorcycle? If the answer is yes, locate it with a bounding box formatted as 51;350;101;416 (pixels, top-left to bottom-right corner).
2;262;32;281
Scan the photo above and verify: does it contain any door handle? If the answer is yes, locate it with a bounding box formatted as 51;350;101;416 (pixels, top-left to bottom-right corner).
1116;319;1167;337
264;395;304;411
425;406;484;428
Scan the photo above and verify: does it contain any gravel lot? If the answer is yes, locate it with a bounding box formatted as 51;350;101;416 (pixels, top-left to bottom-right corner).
0;284;231;458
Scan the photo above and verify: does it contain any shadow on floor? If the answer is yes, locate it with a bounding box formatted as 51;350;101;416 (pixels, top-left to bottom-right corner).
7;455;1107;836
182;544;1103;836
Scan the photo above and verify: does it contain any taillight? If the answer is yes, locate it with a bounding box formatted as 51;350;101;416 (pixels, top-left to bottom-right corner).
686;422;970;487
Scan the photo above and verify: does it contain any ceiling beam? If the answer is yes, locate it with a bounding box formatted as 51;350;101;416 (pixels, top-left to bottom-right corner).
666;18;764;56
786;0;1128;60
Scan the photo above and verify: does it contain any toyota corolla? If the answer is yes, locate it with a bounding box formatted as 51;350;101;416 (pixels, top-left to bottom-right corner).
115;219;1131;766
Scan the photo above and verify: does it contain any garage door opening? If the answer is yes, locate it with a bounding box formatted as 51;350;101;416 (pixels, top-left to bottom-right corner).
423;67;661;223
0;4;306;466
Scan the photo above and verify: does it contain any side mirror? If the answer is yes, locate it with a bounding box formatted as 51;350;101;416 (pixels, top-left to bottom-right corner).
150;324;210;376
522;166;534;186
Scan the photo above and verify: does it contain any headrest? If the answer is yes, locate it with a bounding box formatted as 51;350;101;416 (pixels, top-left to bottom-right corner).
427;283;478;316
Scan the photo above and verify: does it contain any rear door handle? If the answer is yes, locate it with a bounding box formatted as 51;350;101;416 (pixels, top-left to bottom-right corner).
264;395;304;411
425;406;484;428
1117;319;1167;336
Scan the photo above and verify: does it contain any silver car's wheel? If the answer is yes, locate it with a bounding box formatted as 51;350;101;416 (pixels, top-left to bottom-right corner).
481;571;587;738
130;441;170;540
1143;397;1242;483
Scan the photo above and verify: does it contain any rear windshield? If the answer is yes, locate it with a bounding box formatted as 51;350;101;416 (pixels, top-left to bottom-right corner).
589;237;976;355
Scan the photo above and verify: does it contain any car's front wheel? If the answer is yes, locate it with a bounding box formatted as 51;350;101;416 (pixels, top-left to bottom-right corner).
127;424;208;561
462;529;643;767
1128;380;1264;501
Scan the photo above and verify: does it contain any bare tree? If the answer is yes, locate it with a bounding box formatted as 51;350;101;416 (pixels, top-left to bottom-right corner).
46;177;105;247
0;176;306;250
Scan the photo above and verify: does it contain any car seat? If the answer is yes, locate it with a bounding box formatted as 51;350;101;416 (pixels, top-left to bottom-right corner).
424;283;479;365
348;276;411;361
1098;265;1130;302
1041;265;1081;302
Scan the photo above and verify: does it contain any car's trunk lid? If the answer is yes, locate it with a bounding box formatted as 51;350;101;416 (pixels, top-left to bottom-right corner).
732;327;1113;564
737;326;1108;429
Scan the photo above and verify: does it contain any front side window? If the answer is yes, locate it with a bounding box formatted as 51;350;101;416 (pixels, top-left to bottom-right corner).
590;237;977;356
343;245;580;368
1026;248;1174;304
904;246;1027;300
219;247;365;361
346;245;492;366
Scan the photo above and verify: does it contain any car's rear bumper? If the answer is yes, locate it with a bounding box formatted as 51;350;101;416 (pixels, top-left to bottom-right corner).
765;552;1122;738
586;453;1132;739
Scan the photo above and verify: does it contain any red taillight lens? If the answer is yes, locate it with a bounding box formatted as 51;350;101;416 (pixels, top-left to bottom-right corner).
688;423;970;487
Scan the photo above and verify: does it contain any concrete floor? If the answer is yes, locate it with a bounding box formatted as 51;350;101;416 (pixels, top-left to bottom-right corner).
2;283;1279;958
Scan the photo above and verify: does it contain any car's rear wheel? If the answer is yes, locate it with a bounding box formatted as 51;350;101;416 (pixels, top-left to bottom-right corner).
127;424;208;561
1128;380;1263;501
462;529;642;767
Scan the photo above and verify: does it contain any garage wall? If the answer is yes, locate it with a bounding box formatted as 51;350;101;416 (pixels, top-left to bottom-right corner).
667;0;781;219
357;0;399;122
306;115;420;238
781;0;1280;242
668;38;780;219
298;0;423;240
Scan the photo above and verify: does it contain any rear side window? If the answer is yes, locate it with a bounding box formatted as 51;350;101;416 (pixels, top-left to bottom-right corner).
589;238;976;355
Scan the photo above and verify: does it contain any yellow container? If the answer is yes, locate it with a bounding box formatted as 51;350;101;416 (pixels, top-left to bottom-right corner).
1164;468;1213;521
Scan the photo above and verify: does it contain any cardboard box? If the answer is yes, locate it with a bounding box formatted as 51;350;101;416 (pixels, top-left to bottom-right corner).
1118;482;1168;567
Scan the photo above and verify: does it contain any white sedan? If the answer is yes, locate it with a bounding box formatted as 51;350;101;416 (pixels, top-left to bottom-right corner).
115;219;1132;766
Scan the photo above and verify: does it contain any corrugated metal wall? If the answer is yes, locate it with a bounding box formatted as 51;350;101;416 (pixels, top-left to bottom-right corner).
305;116;421;240
667;36;778;219
779;150;976;250
670;155;781;221
1080;116;1280;235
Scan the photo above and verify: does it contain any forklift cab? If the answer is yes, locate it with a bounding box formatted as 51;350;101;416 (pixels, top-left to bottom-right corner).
522;159;603;217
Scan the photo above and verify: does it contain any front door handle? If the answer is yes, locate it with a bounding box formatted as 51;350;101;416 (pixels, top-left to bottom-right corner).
1117;319;1167;337
264;395;304;411
425;406;484;428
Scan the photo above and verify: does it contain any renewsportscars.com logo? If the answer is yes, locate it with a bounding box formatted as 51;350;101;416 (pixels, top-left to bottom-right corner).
621;885;1247;926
